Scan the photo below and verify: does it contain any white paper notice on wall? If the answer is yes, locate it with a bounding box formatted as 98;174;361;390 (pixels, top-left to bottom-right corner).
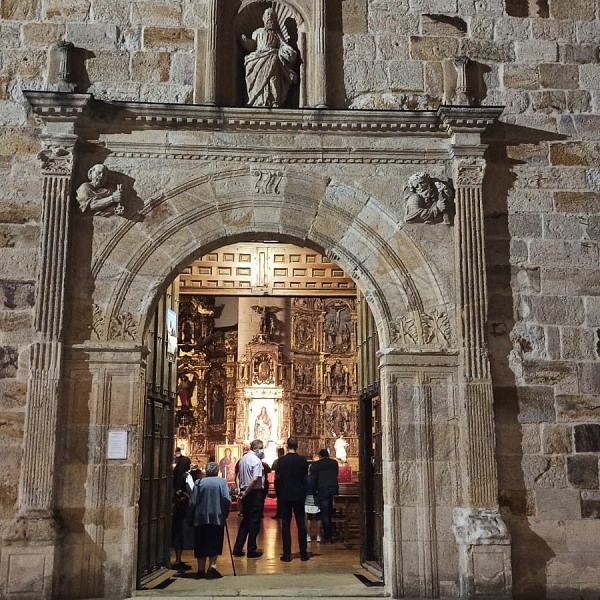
107;430;128;459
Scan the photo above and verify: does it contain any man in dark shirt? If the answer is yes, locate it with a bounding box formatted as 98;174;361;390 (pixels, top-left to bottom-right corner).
271;446;285;519
310;448;339;543
276;437;309;562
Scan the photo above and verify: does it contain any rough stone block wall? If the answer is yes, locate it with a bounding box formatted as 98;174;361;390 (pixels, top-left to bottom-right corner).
0;0;599;598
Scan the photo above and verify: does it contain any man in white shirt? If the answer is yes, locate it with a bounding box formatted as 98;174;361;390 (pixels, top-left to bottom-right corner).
232;439;265;558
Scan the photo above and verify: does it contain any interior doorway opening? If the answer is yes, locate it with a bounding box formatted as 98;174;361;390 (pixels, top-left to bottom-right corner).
137;241;382;589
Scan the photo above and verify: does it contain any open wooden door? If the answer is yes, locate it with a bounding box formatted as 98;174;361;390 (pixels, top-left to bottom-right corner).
357;293;383;575
137;287;178;587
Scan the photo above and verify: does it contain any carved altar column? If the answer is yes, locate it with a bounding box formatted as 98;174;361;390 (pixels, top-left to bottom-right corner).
1;93;90;600
451;142;512;598
313;0;328;108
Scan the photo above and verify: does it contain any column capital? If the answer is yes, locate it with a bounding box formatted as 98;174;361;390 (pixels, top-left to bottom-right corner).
37;140;76;177
453;157;486;188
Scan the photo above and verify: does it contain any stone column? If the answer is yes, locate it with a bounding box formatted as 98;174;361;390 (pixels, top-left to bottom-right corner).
313;0;328;108
204;0;219;105
452;152;512;598
0;93;89;600
194;0;219;105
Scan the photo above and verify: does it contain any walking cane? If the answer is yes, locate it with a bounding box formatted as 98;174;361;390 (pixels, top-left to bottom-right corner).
225;520;236;576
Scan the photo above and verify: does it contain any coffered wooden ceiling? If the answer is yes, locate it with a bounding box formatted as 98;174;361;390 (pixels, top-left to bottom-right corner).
178;243;356;296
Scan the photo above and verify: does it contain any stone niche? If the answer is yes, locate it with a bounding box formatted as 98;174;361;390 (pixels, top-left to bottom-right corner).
197;0;343;108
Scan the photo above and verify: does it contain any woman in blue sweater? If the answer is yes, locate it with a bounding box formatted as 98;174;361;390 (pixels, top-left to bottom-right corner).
187;461;231;579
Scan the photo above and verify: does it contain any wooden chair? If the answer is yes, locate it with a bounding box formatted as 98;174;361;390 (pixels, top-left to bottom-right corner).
332;494;360;548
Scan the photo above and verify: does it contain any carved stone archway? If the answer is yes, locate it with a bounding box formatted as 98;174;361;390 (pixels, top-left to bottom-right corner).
2;92;509;600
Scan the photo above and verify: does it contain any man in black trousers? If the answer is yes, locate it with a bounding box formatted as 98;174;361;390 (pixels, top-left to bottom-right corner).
232;439;264;559
276;437;309;562
310;448;339;543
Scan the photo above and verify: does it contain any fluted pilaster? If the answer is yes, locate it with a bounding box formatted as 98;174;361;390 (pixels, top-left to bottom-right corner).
19;139;76;515
313;0;327;108
452;153;510;598
204;0;219;105
453;157;498;507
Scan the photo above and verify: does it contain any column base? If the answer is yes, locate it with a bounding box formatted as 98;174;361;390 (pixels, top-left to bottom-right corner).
453;507;512;599
1;512;63;600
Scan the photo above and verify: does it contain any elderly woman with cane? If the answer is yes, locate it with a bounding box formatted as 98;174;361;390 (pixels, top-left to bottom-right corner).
187;461;231;579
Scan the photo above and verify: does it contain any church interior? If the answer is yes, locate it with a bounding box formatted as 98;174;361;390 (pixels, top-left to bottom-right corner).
172;242;360;478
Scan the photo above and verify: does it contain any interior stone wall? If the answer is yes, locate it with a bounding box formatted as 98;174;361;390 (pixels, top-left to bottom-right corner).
0;1;598;599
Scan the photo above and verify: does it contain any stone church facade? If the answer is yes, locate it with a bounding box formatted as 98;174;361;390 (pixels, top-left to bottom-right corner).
0;1;598;599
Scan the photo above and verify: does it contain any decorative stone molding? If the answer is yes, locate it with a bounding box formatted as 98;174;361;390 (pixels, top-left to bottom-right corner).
108;312;139;341
37;143;74;176
91;304;105;340
453;508;510;546
389;309;452;350
25;92;502;135
252;169;284;194
452;56;473;107
455;157;486;188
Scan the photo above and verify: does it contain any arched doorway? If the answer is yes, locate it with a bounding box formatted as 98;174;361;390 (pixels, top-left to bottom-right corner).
19;93;510;600
138;240;374;587
81;164;455;599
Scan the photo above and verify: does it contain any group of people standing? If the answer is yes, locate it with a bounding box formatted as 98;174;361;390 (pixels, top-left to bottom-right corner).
234;437;340;564
172;439;341;580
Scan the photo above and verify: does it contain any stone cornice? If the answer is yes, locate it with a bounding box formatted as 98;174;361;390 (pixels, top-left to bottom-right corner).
24;91;91;123
24;91;503;137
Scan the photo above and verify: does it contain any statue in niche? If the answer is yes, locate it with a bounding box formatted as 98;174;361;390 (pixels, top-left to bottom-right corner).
254;406;273;442
293;404;303;434
302;404;312;434
76;164;124;215
327;404;350;437
403;172;453;225
209;386;225;424
334;435;348;463
176;374;195;408
240;7;298;108
251;305;281;339
330;360;348;394
324;304;352;353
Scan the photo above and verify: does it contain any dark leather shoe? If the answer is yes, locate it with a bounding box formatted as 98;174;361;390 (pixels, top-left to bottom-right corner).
300;553;310;561
280;554;292;562
247;550;263;558
195;571;205;579
232;550;245;557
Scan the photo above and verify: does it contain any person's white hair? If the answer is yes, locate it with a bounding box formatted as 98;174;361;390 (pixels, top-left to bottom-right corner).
205;461;219;477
